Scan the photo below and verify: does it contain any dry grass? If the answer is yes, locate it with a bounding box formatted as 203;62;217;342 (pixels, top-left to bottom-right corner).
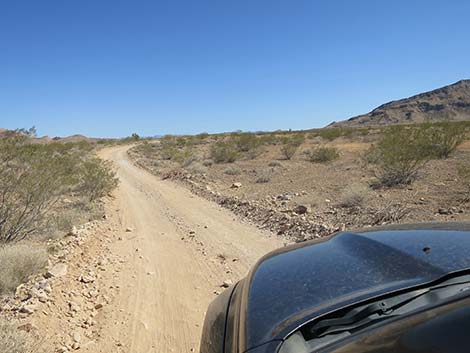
338;185;369;209
0;244;47;296
0;319;33;353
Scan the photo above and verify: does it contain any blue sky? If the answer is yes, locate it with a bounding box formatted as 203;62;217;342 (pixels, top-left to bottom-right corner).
1;1;469;138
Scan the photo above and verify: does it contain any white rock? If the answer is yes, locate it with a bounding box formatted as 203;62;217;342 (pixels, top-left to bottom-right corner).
45;263;67;278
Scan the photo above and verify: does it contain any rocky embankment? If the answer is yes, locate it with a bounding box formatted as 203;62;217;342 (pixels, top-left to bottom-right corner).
130;158;343;242
0;213;124;352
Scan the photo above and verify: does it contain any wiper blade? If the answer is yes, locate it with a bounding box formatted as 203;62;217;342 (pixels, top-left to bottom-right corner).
307;288;430;338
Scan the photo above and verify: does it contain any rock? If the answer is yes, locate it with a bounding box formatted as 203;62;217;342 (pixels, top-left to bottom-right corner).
19;303;37;314
79;274;95;283
230;183;242;189
69;226;79;237
72;331;81;343
125;227;133;232
221;279;233;288
17;323;37;332
15;284;31;301
438;208;452;215
45;263;67;278
293;205;308;215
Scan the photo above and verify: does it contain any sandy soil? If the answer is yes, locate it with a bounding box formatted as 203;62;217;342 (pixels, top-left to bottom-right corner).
89;146;283;352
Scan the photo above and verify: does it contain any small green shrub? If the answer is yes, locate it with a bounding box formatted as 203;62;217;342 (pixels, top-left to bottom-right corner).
232;133;259;152
78;158;119;201
306;146;339;163
368;126;432;187
280;144;297;160
421;121;466;158
210;141;238;163
318;128;343;141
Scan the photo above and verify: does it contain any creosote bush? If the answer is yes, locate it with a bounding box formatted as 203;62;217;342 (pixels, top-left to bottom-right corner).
306;146;339;163
421;121;466;159
232;133;260;152
0;136;118;243
368;126;432;187
210;141;238;163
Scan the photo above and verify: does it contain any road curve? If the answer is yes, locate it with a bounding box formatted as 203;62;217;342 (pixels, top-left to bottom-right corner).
92;146;283;353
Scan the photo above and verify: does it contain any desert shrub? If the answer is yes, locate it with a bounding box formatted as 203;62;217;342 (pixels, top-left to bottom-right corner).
0;139;78;242
0;318;33;353
232;133;259;152
255;175;271;183
259;134;279;145
421;121;466;158
186;163;207;174
78;158;119;201
368;126;433;187
268;161;282;167
458;163;470;202
338;185;368;208
210;141;238;163
306;146;339;163
160;144;178;160
224;167;241;176
280;144;298;160
202;159;214;167
280;134;305;160
0;136;118;243
0;244;47;295
318;128;343;141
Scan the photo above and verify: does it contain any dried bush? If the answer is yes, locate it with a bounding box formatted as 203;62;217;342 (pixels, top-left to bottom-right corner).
458;163;470;202
306;146;339;163
338;185;368;208
210;141;238;163
0;243;47;295
0;318;33;353
255;175;271;183
224;167;241;176
202;159;214;167
280;143;298;160
268;161;282;167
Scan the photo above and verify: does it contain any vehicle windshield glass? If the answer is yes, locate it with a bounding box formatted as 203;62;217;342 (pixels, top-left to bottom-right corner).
279;274;470;353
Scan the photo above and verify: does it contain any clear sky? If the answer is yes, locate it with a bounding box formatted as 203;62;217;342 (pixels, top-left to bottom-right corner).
1;1;469;138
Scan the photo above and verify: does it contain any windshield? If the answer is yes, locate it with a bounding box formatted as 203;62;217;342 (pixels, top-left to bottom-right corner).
279;274;470;353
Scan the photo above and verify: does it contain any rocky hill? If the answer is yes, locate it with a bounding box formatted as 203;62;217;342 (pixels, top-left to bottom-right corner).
329;79;470;128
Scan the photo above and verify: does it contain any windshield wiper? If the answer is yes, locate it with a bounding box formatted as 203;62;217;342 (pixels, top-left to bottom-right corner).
303;275;470;340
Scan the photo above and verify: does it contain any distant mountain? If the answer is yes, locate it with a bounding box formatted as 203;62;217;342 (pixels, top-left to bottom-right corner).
328;79;470;128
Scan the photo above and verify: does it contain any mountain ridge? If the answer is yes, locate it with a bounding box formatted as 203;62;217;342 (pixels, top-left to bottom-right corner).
328;79;470;128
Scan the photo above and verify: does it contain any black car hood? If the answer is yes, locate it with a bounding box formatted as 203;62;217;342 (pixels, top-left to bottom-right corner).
243;227;470;351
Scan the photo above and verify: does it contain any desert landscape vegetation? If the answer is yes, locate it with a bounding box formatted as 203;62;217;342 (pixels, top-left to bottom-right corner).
1;79;470;352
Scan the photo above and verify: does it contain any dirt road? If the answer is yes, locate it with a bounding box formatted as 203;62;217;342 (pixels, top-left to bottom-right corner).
93;146;283;353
